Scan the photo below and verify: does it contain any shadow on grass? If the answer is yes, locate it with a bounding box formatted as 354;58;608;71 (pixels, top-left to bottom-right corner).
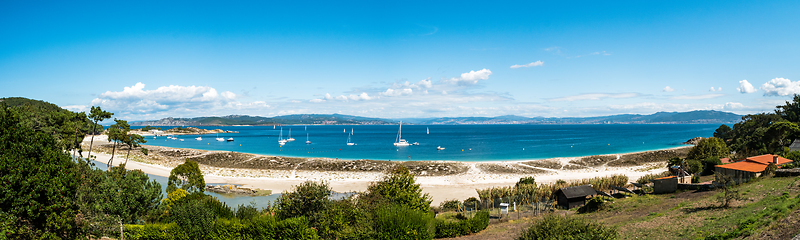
682;205;725;213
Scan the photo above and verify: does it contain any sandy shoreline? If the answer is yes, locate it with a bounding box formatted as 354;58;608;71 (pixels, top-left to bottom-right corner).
83;135;691;205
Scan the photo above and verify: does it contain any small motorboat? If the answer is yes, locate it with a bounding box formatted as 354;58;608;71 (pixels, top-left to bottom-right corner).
412;142;419;145
195;137;202;141
227;138;234;142
437;146;445;150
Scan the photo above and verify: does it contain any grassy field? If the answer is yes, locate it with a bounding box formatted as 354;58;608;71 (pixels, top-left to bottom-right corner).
446;175;800;240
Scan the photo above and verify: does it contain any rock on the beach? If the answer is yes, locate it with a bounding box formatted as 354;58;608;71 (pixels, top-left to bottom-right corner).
683;137;704;145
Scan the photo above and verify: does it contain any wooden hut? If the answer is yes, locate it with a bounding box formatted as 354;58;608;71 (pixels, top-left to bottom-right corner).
553;185;596;209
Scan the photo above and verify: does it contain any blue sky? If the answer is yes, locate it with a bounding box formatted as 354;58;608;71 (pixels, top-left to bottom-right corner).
2;1;799;121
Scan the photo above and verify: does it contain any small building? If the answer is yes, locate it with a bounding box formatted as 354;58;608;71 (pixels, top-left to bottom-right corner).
652;176;678;194
715;154;794;183
553;185;596;209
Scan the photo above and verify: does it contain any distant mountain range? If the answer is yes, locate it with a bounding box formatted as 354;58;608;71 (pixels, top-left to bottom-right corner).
130;110;743;126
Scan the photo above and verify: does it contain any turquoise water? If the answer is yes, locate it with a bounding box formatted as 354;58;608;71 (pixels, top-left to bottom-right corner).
137;124;721;161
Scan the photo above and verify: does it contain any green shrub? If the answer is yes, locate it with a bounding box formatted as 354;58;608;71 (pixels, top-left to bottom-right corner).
517;215;617;240
169;198;218;239
516;176;536;187
125;223;188;240
432;210;489;238
692;175;700;183
701;157;723;175
235;203;261;220
374;204;434;240
276;216;319;240
577;196;607;213
434;219;469;238
439;199;461;212
686;159;704;175
636;171;672;184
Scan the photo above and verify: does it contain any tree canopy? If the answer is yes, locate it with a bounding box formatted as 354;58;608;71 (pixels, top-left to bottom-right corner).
687;137;729;160
363;166;432;213
167;160;206;194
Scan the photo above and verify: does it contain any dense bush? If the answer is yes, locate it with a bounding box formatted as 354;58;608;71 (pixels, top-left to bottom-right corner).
687;137;729;161
374;204;434;240
125;223;187;240
169;197;218;239
700;157;723;175
636;171;672;184
433;210;489;238
577;196;608;213
517;215;617;240
439;199;461;211
363;166;432;213
126;215;320;240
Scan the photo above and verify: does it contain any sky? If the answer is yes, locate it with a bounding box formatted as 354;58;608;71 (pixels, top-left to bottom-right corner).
2;1;800;121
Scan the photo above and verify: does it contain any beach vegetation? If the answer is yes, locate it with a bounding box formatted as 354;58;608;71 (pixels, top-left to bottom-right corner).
166;160;206;194
636;171;672;184
439;199;461;212
516;176;536;186
433;210;489;238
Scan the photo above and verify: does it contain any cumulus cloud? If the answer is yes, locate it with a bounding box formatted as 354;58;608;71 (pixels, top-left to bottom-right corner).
761;78;800;96
90;82;265;118
737;80;757;93
663;86;675;92
548;93;641;102
382;88;413;97
447;69;492;85
510;61;544;69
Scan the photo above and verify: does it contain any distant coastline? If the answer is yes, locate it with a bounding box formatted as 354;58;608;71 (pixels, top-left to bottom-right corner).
129;110;742;126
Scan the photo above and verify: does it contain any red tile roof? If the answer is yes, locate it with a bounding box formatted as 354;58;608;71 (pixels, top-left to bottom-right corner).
746;154;793;165
716;161;768;173
654;176;676;180
716;154;794;173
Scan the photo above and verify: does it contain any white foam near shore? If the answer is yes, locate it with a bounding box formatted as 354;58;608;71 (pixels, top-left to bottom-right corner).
85;133;677;205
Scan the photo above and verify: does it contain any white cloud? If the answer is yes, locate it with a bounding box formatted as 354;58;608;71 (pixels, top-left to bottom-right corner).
548;93;640;102
447;69;492;85
671;94;724;100
709;87;716;92
90;82;264;119
510;60;544;69
382;88;413;97
737;80;757;93
724;102;744;109
62;105;89;113
761;78;800;96
310;99;325;103
662;86;675;92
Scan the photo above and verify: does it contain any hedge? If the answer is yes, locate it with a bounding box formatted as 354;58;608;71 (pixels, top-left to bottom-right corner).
125;216;318;240
433;211;490;238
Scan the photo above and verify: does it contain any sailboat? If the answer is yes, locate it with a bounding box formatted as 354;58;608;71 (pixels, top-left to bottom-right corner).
195;136;202;141
286;129;295;142
427;127;429;134
306;133;311;144
216;133;225;141
278;127;287;145
347;128;355;146
394;121;410;146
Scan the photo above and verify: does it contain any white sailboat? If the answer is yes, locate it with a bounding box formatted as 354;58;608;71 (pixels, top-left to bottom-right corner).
278;127;287;145
286;128;295;142
195;136;202;141
216;133;225;141
427;127;429;134
394;121;410;146
347;128;355;146
306;133;311;144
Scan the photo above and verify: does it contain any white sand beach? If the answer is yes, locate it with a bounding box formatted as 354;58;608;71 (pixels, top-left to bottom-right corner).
85;135;683;205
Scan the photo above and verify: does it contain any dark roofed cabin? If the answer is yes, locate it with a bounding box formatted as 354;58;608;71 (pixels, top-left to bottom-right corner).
553;185;596;209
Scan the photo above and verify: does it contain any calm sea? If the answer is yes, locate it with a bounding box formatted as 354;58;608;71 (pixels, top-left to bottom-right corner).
135;124;721;161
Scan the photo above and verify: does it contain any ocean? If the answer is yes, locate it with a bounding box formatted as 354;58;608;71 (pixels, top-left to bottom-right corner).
136;124;721;162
